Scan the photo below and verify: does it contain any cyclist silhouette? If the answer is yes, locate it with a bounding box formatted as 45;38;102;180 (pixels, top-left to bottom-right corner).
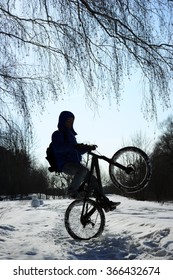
51;111;119;211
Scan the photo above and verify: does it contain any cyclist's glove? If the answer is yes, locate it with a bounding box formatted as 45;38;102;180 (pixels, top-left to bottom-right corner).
76;144;97;152
88;145;97;151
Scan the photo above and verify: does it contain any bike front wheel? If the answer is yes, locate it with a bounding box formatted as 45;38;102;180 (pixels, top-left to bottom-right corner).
65;199;105;240
109;146;152;193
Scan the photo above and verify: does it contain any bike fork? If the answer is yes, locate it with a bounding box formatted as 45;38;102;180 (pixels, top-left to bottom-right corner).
80;200;97;227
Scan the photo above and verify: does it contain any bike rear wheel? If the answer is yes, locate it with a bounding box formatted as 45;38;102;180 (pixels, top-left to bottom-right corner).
109;146;152;193
65;199;105;240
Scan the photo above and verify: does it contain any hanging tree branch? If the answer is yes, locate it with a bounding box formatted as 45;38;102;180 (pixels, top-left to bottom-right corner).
0;0;173;126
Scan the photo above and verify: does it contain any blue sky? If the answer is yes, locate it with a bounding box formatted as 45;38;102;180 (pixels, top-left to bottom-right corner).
32;74;173;172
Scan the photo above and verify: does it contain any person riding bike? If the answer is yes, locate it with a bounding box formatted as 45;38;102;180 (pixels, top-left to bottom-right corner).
51;111;119;211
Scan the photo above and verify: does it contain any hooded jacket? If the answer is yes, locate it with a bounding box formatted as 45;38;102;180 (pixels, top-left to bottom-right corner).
51;111;85;171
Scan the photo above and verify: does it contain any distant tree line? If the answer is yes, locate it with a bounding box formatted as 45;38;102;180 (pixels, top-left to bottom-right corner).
149;116;173;202
0;146;50;198
0;121;49;198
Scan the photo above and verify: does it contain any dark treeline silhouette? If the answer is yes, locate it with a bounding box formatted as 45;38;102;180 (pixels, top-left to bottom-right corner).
0;146;48;198
0;121;49;199
149;117;173;202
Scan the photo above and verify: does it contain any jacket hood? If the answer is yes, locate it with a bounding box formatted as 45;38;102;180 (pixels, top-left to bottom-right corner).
57;111;77;135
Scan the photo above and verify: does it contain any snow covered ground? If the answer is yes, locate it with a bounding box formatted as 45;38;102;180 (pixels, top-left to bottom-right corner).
0;195;173;260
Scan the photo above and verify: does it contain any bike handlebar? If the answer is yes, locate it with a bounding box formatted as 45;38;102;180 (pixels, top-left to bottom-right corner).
76;144;97;151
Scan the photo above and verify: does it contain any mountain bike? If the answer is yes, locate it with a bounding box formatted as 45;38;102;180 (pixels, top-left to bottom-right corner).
65;146;152;240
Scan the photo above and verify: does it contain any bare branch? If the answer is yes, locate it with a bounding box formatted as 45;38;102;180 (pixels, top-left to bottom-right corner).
0;0;173;127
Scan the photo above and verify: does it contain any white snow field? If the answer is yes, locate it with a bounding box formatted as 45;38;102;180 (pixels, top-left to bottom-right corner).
0;195;173;260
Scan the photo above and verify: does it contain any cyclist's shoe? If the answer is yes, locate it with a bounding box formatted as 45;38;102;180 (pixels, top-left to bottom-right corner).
97;197;120;212
105;201;121;212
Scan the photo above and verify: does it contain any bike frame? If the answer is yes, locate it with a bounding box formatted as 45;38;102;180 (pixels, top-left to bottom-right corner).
80;153;105;223
80;151;133;222
80;152;120;226
87;152;103;194
86;151;132;194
